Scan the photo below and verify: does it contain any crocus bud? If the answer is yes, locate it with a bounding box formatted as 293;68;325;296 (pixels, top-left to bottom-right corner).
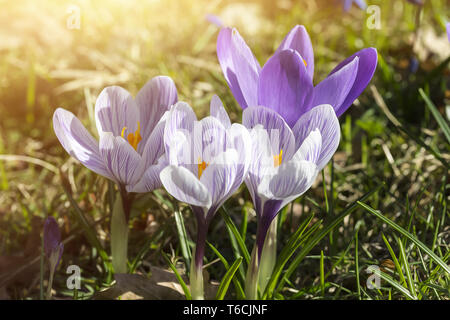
43;217;64;272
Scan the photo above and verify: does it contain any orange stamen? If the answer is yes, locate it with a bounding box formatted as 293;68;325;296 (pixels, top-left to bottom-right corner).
198;157;209;178
273;149;283;167
121;122;142;151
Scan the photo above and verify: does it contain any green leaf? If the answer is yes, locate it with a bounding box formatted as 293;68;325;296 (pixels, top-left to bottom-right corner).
220;207;250;264
162;252;192;300
419;88;450;145
357;201;450;274
174;210;192;271
216;257;243;300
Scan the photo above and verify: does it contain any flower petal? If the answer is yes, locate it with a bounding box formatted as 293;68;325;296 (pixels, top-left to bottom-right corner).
217;27;261;109
328;48;378;116
311;57;359;116
160;165;212;209
99;132;144;186
242;105;296;161
135;76;178;153
210;94;231;129
127;157;167;193
275;25;314;80
257;160;317;204
199;149;239;216
258;49;314;127
95;86;139;137
291;104;340;171
53;108;113;180
292;129;322;164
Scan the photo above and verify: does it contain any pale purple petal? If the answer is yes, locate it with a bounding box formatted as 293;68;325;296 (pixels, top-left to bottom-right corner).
328;48;378;116
311;57;359;116
95;86;139;137
292;129;322;164
160;165;212;209
210;94;231;129
447;23;450;42
135;76;178;153
141;118;166;169
243;105;296;161
200;149;239;218
275;25;314;80
217;28;261;109
206;14;225;28
99;132;144;186
127;157;167;193
194;117;228;165
292;104;340;171
53;108;113;180
258;49;314;127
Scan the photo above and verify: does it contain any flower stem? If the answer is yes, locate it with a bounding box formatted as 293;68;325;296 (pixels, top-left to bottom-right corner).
190;219;207;300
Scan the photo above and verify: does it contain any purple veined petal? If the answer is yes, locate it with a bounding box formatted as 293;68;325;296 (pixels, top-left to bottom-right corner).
194;117;228;166
164;102;198;166
135;76;178;154
199;149;239;218
43;217;61;258
210;94;231;129
328;48;378;117
226;123;252;178
217;27;261;109
275;25;315;80
311;57;359;116
292;129;322;164
258;49;314;127
291;104;341;171
257;160;317;205
127;156;167;193
141;118;166;170
242;105;296;161
53;108;114;180
343;0;367;11
95;86;140;137
160;165;212;210
99;132;144;186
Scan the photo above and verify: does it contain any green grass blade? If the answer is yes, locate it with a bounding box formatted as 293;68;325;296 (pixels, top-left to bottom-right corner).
162;252;191;300
396;236;417;298
215;257;243;300
174;210;192;270
419;88;450;145
220;207;250;264
357;201;450;274
381;233;407;287
275;184;384;294
369;266;417;300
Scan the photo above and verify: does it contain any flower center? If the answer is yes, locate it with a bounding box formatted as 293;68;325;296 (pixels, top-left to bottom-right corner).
273;149;283;167
121;122;142;151
303;59;307;67
198;158;209;178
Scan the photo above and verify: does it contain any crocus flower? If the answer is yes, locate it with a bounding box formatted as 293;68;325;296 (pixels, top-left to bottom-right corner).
160;96;251;299
44;217;64;272
43;217;64;299
343;0;367;11
53;76;178;204
406;0;424;5
447;22;450;42
206;14;225;28
217;25;378;127
243;104;340;296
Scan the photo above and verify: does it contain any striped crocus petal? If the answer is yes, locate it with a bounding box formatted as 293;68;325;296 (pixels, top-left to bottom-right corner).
95;86;140;138
99;132;144;186
135;76;178;154
210;94;231;129
53;108;114;181
291;104;341;171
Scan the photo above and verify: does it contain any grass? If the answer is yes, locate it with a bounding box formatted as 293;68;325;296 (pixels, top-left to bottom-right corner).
0;0;448;300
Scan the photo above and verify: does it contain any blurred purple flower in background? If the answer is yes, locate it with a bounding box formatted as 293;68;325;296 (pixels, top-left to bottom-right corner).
343;0;367;11
53;76;177;196
217;26;378;127
447;22;450;42
205;14;225;28
406;0;424;5
43;217;64;272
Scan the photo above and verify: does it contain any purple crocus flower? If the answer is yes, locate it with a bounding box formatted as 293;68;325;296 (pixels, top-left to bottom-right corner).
243;104;340;260
160;96;251;299
343;0;367;11
205;14;225;28
44;217;64;272
406;0;424;5
447;22;450;42
217;25;378;126
53;76;177;200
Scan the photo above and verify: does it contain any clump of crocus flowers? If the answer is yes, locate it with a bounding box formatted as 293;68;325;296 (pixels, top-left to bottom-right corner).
52;24;377;299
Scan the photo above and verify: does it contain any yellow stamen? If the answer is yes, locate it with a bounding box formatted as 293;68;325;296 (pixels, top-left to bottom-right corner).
303;59;307;67
121;122;142;151
273;149;283;167
198;157;209;178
